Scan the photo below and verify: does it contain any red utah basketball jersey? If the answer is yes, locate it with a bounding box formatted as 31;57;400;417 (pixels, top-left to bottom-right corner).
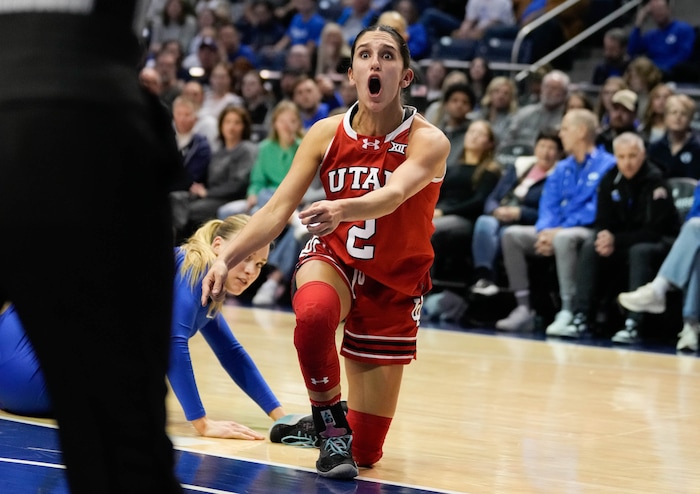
318;103;443;297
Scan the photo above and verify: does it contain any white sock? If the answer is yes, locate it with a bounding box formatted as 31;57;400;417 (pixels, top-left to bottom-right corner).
651;276;670;298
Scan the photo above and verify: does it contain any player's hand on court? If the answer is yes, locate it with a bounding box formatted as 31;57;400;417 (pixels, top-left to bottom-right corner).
298;200;342;237
192;416;265;440
201;259;229;305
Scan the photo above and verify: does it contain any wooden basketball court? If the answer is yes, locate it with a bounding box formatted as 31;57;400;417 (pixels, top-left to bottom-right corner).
2;303;699;493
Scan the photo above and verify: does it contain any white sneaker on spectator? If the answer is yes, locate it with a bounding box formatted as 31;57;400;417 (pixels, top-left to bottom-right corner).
676;322;699;352
611;319;640;344
252;279;282;306
495;305;535;332
617;283;666;314
545;310;574;336
471;279;499;296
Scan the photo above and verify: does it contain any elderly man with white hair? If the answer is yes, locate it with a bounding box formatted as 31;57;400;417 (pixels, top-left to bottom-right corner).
495;109;616;333
563;132;680;342
499;69;570;150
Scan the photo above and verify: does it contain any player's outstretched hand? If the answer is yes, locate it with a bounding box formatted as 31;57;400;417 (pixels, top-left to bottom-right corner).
192;416;265;440
201;259;229;305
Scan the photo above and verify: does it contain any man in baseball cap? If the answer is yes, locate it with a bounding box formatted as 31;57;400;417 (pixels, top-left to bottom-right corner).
596;89;641;153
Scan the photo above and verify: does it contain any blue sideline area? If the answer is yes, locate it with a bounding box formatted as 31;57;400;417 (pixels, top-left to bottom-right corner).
0;418;455;494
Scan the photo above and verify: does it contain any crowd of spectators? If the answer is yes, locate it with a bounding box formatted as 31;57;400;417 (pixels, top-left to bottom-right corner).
137;0;700;351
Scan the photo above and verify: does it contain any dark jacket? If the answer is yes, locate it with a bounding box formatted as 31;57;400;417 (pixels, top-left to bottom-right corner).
648;132;700;180
436;162;501;221
594;160;680;250
483;156;550;225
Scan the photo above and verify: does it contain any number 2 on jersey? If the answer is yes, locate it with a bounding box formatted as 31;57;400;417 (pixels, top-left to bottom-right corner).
346;219;375;259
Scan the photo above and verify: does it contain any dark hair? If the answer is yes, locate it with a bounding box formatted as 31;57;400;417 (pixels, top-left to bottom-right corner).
536;128;563;152
351;25;411;69
218;105;253;142
443;83;476;107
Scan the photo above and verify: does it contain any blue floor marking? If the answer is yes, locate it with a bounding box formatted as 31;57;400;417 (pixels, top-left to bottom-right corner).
0;418;451;494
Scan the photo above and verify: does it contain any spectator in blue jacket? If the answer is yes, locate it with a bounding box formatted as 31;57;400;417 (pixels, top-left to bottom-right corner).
495;109;617;332
262;0;326;70
470;129;563;296
394;0;430;60
561;133;680;342
627;0;696;79
618;182;700;352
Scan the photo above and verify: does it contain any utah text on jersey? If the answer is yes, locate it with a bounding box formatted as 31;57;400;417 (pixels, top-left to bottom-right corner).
327;167;393;193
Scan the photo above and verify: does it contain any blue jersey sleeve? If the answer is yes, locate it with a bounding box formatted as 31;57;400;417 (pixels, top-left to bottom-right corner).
167;268;207;421
199;315;282;416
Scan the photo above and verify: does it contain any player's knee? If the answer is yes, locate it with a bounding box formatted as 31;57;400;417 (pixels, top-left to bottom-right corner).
292;281;341;351
347;409;392;467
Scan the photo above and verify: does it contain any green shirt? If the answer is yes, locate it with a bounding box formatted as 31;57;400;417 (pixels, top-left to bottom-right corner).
247;137;301;196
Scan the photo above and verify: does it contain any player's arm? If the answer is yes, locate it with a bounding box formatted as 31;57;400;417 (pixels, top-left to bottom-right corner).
299;119;448;236
202;116;339;304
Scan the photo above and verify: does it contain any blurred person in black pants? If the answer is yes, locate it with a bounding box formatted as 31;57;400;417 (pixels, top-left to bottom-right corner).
0;2;183;493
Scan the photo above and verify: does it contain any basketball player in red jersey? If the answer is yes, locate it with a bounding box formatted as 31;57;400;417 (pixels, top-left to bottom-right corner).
201;24;449;479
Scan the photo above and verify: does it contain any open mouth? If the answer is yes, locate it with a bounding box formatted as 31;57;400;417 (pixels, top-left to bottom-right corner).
368;76;381;95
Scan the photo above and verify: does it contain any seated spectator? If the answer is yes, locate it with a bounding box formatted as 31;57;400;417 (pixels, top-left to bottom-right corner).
423;60;448;107
424;70;469;127
217;101;303;218
187;7;223;57
337;78;359;111
181;80;220;151
592;27;630;86
624;56;663;120
235;0;286;54
648;94;700;180
263;0;325;70
200;62;244;122
596;89;642;154
500;69;569;150
466;57;493;110
472;76;519;145
139;66;163;97
292;76;331;130
594;76;628;129
239;70;274;139
170;96;212;192
217;23;259;68
434;83;477;167
470;129;563;296
517;64;549;108
286;44;315;78
561;133;680;341
336;0;380;46
154;49;184;109
627;0;696;81
431;120;502;285
176;106;258;242
639;83;675;144
495;109;616;332
159;38;191;82
565;90;594;112
315;22;352;79
394;0;431;60
182;36;221;86
149;0;198;57
421;0;514;42
618;182;700;351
